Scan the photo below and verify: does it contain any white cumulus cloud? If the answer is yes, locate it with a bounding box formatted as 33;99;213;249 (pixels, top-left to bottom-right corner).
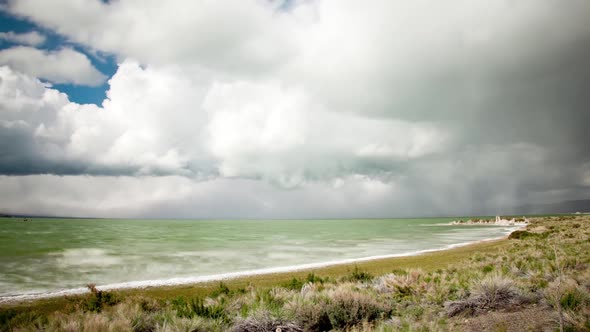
0;46;106;86
0;30;46;46
0;62;447;185
6;0;300;74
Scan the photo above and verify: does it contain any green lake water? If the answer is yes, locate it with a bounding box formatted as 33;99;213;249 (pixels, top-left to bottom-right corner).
0;217;518;300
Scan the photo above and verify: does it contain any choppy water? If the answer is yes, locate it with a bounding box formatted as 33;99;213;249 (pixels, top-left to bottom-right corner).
0;217;518;300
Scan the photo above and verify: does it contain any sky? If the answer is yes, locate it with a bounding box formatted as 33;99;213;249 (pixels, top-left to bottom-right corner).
0;0;589;219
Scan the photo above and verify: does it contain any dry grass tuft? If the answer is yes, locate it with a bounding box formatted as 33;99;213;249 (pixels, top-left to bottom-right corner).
230;313;303;332
289;298;332;332
372;269;424;298
324;287;391;329
445;274;519;317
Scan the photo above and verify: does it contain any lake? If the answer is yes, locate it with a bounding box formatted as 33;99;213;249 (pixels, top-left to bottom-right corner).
0;217;518;300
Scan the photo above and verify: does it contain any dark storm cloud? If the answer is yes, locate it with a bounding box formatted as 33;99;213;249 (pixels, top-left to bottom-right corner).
0;123;118;175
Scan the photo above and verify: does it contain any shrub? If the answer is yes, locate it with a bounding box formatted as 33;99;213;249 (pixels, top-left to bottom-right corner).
138;297;161;313
325;288;390;329
283;277;304;291
132;313;157;332
81;284;119;312
544;277;590;311
292;300;333;331
306;272;326;284
560;289;585;311
403;304;425;320
171;296;226;321
372;271;425;299
0;309;18;331
508;230;535;240
346;266;374;282
545;278;589;312
211;282;231;297
0;310;48;332
445;275;518;317
445;298;478;317
283;274;325;291
482;265;494;273
472;274;517;308
255;289;285;312
300;282;317;296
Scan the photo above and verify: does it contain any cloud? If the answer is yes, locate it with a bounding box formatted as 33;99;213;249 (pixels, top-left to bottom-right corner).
6;0;299;75
289;1;590;120
203;79;448;186
0;30;45;46
0;64;212;176
0;174;487;218
2;155;588;218
0;63;447;185
0;0;589;217
0;46;106;86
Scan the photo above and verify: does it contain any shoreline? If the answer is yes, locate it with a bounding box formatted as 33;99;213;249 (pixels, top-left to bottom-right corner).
0;227;519;305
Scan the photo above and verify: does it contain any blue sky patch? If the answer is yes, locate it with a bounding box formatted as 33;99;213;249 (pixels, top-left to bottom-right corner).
0;10;116;106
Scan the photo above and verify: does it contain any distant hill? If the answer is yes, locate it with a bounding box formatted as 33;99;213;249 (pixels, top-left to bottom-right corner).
0;212;94;219
514;199;590;215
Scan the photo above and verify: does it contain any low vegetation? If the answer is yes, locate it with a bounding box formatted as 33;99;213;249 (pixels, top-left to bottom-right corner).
2;215;590;331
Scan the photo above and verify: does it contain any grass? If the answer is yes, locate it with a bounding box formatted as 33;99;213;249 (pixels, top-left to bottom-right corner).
2;215;590;331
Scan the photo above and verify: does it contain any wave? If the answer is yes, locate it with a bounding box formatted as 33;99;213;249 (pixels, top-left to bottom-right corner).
0;227;520;304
